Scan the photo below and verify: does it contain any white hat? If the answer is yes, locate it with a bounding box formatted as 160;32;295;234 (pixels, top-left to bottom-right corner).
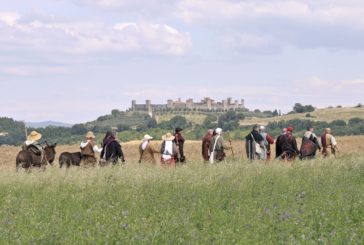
162;132;175;141
142;134;153;141
259;125;265;131
215;128;223;135
27;131;42;141
85;131;96;139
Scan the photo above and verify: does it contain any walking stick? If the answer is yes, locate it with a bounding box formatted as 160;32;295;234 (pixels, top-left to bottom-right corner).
227;131;235;158
23;121;27;140
248;140;251;162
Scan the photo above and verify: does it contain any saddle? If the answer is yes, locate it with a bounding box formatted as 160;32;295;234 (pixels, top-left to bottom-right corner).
27;144;43;156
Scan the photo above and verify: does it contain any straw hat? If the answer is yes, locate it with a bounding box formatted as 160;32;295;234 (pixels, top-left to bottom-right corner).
85;131;96;139
162;132;175;141
27;131;42;141
142;134;153;141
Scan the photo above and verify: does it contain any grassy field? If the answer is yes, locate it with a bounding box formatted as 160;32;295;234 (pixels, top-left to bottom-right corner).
0;137;363;244
241;106;364;126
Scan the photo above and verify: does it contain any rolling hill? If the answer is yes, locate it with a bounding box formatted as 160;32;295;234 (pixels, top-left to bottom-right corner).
240;106;364;126
26;121;73;128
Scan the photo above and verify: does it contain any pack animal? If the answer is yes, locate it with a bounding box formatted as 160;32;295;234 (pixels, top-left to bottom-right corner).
59;152;82;168
16;142;57;170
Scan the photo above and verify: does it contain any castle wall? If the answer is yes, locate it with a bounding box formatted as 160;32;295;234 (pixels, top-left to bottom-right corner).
130;98;245;112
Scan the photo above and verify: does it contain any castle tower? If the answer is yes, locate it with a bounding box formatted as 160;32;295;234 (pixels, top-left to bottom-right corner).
131;100;136;111
241;99;245;108
222;100;227;110
167;99;173;109
186;98;193;109
227;97;232;105
207;98;212;110
146;100;152;112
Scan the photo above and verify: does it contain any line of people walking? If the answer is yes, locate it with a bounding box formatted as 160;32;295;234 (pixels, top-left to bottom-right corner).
22;125;338;168
245;125;338;162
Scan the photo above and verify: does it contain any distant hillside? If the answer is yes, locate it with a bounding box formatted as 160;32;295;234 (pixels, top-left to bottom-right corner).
27;121;73;128
84;111;154;131
155;114;207;125
240;106;364;126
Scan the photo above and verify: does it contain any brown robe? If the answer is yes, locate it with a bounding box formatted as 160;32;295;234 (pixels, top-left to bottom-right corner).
139;142;160;164
80;141;97;166
202;133;213;161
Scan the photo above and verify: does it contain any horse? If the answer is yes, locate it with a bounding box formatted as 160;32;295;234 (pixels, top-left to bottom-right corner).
16;142;57;171
59;152;82;168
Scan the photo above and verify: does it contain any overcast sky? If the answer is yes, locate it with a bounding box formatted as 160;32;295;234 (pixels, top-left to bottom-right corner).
1;0;364;123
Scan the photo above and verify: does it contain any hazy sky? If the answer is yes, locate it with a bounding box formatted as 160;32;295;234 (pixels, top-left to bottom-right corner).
1;0;364;123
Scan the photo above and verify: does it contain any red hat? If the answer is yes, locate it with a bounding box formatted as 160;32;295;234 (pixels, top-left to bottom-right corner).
287;126;294;132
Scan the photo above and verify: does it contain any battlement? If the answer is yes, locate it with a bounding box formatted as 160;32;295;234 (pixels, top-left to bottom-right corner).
130;97;245;113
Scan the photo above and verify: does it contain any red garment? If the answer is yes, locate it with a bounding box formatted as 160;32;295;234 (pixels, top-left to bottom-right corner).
160;157;175;167
321;133;327;148
202;133;213;161
266;134;274;144
265;133;275;160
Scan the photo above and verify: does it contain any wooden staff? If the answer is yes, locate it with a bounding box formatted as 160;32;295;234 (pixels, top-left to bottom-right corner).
23;121;27;140
227;131;235;158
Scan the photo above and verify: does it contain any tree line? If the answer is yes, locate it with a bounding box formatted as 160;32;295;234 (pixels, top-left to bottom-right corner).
1;102;363;145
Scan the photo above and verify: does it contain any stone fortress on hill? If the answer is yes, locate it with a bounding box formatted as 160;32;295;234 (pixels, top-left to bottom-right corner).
130;97;245;113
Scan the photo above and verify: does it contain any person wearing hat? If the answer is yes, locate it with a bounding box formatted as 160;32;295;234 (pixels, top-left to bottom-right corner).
278;126;299;162
138;134;160;164
160;133;178;167
209;128;230;163
321;128;338;158
174;127;186;164
22;130;44;154
259;125;275;161
100;131;125;166
245;125;265;161
80;131;102;166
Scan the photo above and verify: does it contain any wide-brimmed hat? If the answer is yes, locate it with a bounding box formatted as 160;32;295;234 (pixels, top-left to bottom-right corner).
85;131;96;139
162;132;175;141
142;134;153;141
287;126;294;132
27;131;42;141
175;127;183;133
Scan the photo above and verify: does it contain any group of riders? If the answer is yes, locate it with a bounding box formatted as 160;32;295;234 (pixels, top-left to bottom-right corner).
20;124;338;168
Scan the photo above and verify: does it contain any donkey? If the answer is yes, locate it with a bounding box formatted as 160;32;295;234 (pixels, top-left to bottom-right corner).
59;152;82;168
16;142;57;171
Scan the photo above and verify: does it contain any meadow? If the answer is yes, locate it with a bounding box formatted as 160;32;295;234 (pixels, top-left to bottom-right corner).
241;106;364;126
0;136;363;244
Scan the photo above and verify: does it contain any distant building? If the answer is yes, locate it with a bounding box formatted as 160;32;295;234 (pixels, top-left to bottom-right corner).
130;97;245;113
0;132;9;137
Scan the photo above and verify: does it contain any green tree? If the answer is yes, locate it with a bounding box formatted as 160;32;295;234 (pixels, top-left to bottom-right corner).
293;103;305;113
272;109;279;117
71;124;87;135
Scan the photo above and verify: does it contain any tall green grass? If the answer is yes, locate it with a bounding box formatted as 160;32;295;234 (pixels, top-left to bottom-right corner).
0;155;363;244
